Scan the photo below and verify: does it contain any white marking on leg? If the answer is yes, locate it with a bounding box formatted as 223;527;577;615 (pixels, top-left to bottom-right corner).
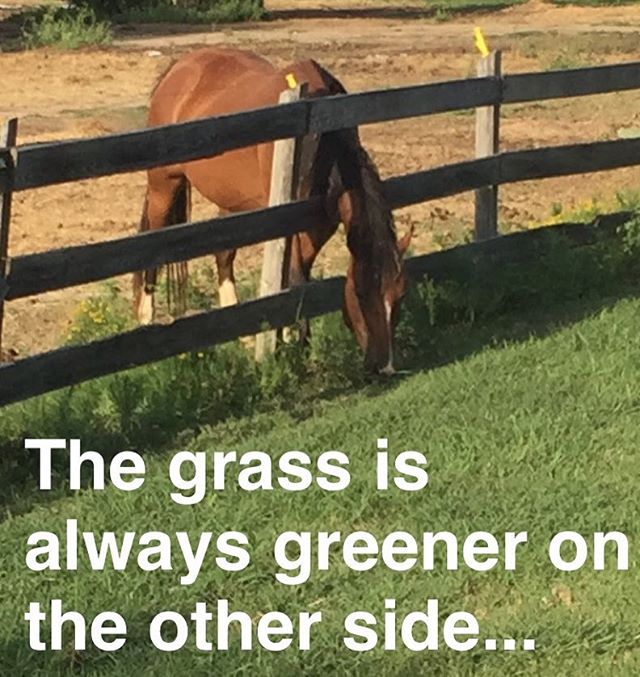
380;300;395;375
219;279;238;307
137;290;154;325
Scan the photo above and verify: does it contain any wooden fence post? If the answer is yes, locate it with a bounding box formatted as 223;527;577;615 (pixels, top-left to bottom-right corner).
255;83;305;361
0;118;18;363
475;50;501;241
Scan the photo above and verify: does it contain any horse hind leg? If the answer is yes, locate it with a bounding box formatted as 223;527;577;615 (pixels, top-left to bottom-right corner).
211;208;238;308
215;247;238;307
133;173;190;324
165;179;190;318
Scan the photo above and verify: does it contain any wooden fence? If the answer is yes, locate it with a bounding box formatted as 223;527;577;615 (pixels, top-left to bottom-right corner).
1;59;639;406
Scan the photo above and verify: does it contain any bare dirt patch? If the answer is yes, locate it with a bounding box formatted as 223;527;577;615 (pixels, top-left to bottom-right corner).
2;1;640;357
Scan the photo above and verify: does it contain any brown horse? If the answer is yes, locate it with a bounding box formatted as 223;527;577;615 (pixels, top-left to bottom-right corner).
134;47;411;374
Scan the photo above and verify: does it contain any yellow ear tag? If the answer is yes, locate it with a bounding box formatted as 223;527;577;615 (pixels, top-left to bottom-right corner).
285;73;298;89
474;27;490;58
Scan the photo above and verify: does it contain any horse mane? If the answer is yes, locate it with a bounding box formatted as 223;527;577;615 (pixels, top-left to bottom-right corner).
315;129;399;275
355;144;397;240
302;60;394;250
356;147;402;277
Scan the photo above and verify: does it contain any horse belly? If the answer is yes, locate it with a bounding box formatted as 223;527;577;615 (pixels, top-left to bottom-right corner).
185;146;269;214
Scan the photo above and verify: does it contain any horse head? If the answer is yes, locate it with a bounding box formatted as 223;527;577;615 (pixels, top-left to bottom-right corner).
340;185;412;374
288;65;413;374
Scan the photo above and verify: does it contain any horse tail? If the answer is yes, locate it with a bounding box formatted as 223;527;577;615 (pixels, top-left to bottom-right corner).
165;179;191;318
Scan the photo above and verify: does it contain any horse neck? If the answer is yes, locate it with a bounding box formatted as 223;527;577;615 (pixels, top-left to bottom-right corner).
332;135;396;262
306;128;397;276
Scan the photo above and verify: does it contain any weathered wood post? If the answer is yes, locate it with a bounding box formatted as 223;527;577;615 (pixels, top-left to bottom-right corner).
255;82;305;361
0;118;18;363
474;50;502;241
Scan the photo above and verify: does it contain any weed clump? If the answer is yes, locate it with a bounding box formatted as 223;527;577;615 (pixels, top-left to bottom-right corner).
116;0;265;24
22;6;113;50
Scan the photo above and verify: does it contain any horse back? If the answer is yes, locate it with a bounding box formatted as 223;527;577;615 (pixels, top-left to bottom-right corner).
148;48;348;210
150;48;345;121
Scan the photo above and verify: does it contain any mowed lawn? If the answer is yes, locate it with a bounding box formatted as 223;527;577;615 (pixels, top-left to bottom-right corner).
1;295;640;675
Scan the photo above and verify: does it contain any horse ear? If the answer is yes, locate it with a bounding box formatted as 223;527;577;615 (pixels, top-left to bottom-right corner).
397;224;414;256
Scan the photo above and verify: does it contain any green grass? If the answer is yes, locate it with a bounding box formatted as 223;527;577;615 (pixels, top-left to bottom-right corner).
551;0;637;6
546;191;640;228
21;6;113;49
3;277;640;673
116;0;265;24
2;214;640;672
516;32;640;64
426;0;526;11
17;0;264;46
2;213;640;513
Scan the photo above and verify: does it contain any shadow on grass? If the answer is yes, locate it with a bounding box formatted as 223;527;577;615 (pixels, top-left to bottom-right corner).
267;2;523;21
302;280;640;411
1;213;639;519
0;10;24;51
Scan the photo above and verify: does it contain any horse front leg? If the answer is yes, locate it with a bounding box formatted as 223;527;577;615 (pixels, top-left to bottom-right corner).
282;234;309;345
285;222;340;345
134;270;155;325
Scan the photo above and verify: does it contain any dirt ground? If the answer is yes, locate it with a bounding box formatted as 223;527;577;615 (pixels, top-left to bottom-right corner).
1;0;640;357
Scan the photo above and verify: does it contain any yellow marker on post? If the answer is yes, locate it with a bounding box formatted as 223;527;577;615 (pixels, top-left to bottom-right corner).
474;27;490;58
285;73;298;89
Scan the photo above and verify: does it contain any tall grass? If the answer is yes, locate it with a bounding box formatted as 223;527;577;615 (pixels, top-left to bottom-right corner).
117;0;265;23
20;0;264;49
22;6;113;50
67;0;265;23
425;0;526;12
551;0;636;5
